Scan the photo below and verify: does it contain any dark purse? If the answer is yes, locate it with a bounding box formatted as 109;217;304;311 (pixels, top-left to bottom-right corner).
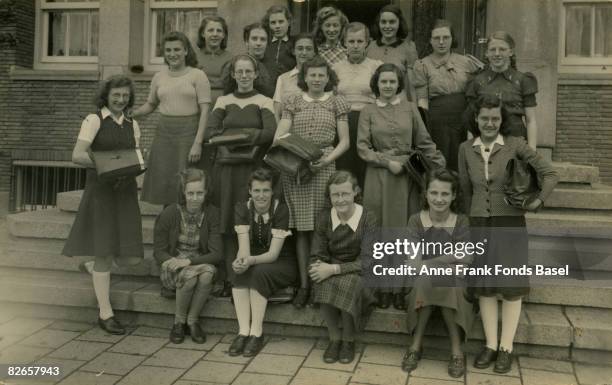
91;148;146;180
403;149;435;190
264;133;324;184
208;128;261;165
503;157;542;210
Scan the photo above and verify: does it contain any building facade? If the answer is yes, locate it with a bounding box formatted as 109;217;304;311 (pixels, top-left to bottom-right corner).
0;0;611;199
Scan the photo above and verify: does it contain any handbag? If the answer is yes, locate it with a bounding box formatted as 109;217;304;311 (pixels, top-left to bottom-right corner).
264;133;323;184
504;157;541;210
208;128;261;165
403;149;434;190
91;148;146;180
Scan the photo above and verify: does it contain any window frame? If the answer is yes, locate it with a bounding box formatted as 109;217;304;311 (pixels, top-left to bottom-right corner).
559;0;612;73
143;0;218;72
34;0;100;70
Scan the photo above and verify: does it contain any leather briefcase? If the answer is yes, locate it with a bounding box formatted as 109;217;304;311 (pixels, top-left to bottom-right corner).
91;148;146;180
208;128;261;165
264;133;323;184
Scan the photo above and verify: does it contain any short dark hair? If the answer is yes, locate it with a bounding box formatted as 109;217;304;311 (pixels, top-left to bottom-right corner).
178;168;209;207
369;63;405;97
326;170;362;204
225;54;260;93
422;168;462;213
243;22;268;43
196;15;229;50
262;5;292;36
312;6;348;46
297;56;337;92
94;75;135;111
372;4;409;41
431;19;458;49
248;167;275;190
162;31;198;68
293;33;318;55
466;94;511;137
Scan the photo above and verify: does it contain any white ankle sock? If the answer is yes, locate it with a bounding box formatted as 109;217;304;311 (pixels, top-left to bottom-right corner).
500;298;522;352
249;289;268;337
92;271;113;320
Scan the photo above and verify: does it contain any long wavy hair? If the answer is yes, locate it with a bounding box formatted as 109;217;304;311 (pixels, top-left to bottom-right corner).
371;4;409;42
312;6;348;46
162;31;198;68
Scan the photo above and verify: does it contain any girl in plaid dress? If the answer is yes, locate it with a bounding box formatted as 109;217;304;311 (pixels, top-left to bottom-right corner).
309;171;378;364
275;57;351;308
313;6;349;66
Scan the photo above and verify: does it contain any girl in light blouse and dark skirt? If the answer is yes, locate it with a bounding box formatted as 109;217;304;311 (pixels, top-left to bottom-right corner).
154;168;221;345
357;63;445;310
458;95;558;374
465;31;538;149
133;32;211;206
413;19;483;171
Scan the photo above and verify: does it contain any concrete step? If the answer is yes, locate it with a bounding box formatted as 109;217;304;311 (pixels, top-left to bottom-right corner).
545;185;612;210
552;162;599;185
0;267;579;350
526;209;612;238
528;235;612;272
57;190;162;216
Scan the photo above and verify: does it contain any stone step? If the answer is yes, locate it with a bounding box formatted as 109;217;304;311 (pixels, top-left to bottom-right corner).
528;235;612;272
551;162;599;185
0;267;580;350
57;190;162;216
545;185;612;210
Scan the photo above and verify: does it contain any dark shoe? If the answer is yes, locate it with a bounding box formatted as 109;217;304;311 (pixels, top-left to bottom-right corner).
474;347;497;369
339;341;355;364
323;340;341;364
219;281;232;298
393;293;406;310
448;354;465;378
493;348;512;374
377;292;392;309
243;335;265;357
169;323;186;344
292;288;309;309
401;349;421;372
98;317;126;335
187;322;206;344
228;334;248;356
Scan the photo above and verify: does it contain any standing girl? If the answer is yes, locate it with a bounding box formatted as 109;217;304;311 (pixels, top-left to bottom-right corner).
262;5;296;84
401;169;473;379
312;6;349;66
63;75;143;335
196;15;233;106
133;32;211;206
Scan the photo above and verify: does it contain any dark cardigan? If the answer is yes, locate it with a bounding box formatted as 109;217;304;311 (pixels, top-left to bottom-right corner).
153;203;222;266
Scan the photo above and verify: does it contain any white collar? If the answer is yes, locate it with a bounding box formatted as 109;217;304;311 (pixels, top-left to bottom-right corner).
101;106;127;125
376;96;401;107
331;204;363;232
272;36;289;43
419;210;456;235
473;134;504;148
302;92;331;102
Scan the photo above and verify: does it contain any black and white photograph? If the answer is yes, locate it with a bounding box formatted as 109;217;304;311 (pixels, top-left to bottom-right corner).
0;0;611;384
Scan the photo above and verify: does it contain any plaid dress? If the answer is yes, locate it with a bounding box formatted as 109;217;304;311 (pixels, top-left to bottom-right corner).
311;205;378;331
281;93;351;231
319;42;347;66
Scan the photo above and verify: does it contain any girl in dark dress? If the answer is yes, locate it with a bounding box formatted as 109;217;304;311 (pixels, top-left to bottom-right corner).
228;168;297;357
262;5;296;84
310;171;378;365
63;75;144;335
154;168;222;345
401;169;473;378
458;95;558;374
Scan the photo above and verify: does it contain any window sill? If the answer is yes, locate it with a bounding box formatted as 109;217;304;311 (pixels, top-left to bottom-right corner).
558;73;612;86
9;66;100;81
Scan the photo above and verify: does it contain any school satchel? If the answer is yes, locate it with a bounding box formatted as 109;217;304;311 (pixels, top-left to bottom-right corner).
402;149;434;190
504;157;542;211
264;133;323;184
91;148;146;180
208;128;260;165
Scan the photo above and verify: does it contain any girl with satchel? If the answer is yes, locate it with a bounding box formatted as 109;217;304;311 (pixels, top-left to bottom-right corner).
207;54;277;300
458;95;558;374
274;56;351;308
357;63;445;310
63;75;144;335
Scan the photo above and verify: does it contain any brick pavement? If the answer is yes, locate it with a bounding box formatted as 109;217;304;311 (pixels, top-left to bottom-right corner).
1;315;611;385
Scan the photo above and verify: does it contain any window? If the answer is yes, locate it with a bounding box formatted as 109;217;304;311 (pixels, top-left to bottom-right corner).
146;0;217;66
560;1;612;72
37;0;99;65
